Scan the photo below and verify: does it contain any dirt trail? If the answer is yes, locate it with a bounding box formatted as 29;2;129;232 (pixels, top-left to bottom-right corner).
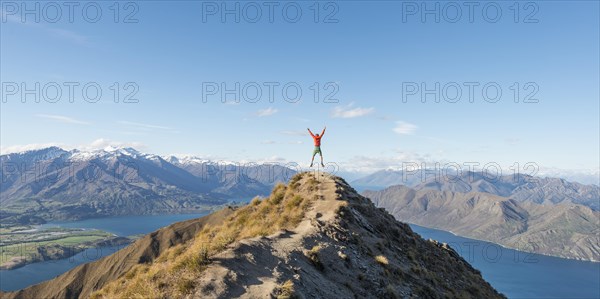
190;172;344;298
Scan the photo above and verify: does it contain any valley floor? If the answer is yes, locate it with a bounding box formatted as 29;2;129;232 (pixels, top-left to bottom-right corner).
0;225;130;270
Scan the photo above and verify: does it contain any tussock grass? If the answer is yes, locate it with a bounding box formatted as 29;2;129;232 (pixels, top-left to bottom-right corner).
177;278;196;295
250;196;262;206
92;172;314;298
270;183;286;205
275;279;296;299
307;245;324;271
375;255;389;266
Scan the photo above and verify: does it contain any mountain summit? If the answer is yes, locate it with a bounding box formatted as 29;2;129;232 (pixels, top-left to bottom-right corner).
3;172;504;299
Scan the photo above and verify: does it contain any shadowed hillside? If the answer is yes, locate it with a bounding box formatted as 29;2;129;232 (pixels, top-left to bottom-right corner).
353;170;599;210
364;185;600;261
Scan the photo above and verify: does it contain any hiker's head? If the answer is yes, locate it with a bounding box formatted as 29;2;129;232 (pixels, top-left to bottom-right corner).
315;133;320;136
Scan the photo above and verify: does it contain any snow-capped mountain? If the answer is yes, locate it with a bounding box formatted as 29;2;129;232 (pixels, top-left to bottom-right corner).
0;146;69;164
163;154;296;188
0;147;296;225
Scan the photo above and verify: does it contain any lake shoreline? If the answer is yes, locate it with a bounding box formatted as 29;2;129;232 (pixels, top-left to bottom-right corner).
409;223;600;299
0;236;132;270
405;221;599;263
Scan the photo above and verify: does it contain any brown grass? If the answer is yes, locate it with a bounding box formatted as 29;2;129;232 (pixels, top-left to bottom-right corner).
375;255;389;266
306;245;324;271
91;173;314;298
275;279;296;299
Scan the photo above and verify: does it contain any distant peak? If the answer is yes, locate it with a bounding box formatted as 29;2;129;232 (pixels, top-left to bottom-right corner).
102;146;140;154
1;146;68;160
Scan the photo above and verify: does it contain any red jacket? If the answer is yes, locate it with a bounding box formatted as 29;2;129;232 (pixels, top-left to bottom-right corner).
308;128;326;146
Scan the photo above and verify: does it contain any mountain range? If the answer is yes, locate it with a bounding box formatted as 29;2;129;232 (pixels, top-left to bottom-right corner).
353;170;600;210
1;173;505;299
361;172;600;261
3;147;597;262
353;168;599;188
0;147;295;224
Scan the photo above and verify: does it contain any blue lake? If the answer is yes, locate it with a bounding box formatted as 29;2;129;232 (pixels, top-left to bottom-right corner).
1;214;598;298
38;212;211;237
409;224;600;299
0;244;125;292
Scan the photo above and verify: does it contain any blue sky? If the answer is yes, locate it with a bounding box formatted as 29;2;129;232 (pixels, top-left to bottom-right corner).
1;1;599;177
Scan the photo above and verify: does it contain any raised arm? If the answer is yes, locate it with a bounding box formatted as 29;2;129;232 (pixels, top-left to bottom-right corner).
320;126;326;137
307;128;315;137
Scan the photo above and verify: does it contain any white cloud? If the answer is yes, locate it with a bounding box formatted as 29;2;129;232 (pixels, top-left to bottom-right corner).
294;117;311;122
377;115;394;121
85;138;145;150
505;138;520;145
3;11;89;46
325;147;451;174
331;103;374;118
260;140;303;145
223;100;240;105
245;155;291;164
338;153;430;173
117;121;171;130
256;107;278;117
393;121;417;135
537;167;600;186
280;130;306;136
37;114;90;125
